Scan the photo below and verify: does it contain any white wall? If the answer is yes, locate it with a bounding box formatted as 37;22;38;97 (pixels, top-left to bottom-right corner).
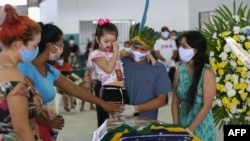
56;0;189;34
40;0;58;24
40;0;250;33
189;0;250;30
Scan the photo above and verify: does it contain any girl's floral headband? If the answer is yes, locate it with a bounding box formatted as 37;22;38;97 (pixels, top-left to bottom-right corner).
98;18;110;26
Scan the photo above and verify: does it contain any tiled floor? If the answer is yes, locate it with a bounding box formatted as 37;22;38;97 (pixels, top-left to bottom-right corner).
48;94;223;141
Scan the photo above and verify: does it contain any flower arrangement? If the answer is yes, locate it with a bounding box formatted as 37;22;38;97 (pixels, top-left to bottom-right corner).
201;1;250;130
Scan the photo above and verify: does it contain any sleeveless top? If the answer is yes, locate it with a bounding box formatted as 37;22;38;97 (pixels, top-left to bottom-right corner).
0;64;43;141
88;49;124;85
177;64;216;141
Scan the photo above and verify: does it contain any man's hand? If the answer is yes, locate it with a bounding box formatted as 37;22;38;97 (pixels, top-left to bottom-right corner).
121;104;135;117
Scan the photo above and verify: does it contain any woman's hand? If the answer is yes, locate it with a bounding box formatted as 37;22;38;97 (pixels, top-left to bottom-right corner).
49;116;65;130
146;53;156;66
41;106;57;121
101;101;122;113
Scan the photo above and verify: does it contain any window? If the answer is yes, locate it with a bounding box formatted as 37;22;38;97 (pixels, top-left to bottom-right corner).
79;19;133;45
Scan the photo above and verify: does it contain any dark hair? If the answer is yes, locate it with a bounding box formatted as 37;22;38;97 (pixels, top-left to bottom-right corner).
38;23;63;71
0;4;41;46
93;23;118;50
161;26;169;32
38;23;63;55
181;30;209;113
84;41;93;55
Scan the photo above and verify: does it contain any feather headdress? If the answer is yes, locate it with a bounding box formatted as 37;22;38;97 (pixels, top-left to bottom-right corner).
129;0;158;50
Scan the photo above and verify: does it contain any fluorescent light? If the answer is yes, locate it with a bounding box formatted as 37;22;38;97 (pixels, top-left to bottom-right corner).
0;0;27;6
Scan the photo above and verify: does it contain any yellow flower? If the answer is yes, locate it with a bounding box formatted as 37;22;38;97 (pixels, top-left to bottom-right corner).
247;111;250;116
218;69;224;76
221;31;227;37
242;106;247;112
240;71;247;78
238;82;247;90
240;92;248;100
216;39;221;51
216;83;225;92
210;59;218;70
232;97;239;105
218;61;227;68
247;98;250;104
244;41;250;49
233;35;239;41
237;59;243;66
229;53;236;59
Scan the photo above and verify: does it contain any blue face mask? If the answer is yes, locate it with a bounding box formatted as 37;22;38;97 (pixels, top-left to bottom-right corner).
20;46;39;63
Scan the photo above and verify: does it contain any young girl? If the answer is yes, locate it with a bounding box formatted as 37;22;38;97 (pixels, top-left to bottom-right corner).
87;18;129;127
88;18;155;127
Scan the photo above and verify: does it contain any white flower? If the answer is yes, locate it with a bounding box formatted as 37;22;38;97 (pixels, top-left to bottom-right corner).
236;109;242;113
238;90;244;94
212;33;217;39
247;36;250;40
233;26;240;34
239;35;246;41
242;17;247;21
233;15;240;22
227;89;236;97
213;99;222;107
216;77;220;82
246;85;250;91
245;116;250;121
223;44;230;52
219;52;228;60
223;118;230;124
230;105;237;114
225;81;233;91
232;74;239;84
230;60;237;68
210;51;214;57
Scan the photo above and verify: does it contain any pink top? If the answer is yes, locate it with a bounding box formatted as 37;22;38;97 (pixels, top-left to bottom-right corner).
88;49;124;85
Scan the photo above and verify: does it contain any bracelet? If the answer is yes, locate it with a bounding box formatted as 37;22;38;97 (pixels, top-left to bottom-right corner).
186;127;193;134
134;105;139;113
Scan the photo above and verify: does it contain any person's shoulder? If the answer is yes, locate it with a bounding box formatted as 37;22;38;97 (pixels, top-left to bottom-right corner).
18;62;34;70
121;56;130;62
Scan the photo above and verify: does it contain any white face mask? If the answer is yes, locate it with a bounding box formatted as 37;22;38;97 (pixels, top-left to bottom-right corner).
131;50;149;62
161;31;169;38
124;47;131;52
170;36;177;40
56;59;64;66
178;47;195;63
69;39;74;45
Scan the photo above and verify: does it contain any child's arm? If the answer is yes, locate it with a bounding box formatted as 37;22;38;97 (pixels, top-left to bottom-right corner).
92;42;119;73
146;53;156;66
120;49;131;58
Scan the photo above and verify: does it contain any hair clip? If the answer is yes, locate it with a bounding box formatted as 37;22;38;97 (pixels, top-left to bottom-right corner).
98;18;110;26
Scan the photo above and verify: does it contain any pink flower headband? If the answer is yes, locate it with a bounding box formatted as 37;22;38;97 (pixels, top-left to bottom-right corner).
98;18;110;26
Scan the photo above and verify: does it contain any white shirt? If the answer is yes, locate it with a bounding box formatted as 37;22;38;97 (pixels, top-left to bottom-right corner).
154;38;177;67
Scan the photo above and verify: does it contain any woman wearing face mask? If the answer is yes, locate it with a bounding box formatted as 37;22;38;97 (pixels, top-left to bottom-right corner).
171;30;216;141
18;23;121;141
0;4;43;141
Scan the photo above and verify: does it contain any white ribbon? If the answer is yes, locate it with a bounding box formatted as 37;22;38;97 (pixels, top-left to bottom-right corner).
225;37;250;69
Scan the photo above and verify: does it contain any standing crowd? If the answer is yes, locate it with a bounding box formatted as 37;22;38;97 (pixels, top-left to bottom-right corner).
0;4;216;141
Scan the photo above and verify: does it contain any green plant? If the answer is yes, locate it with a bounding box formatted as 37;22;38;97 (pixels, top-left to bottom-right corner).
201;1;250;130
